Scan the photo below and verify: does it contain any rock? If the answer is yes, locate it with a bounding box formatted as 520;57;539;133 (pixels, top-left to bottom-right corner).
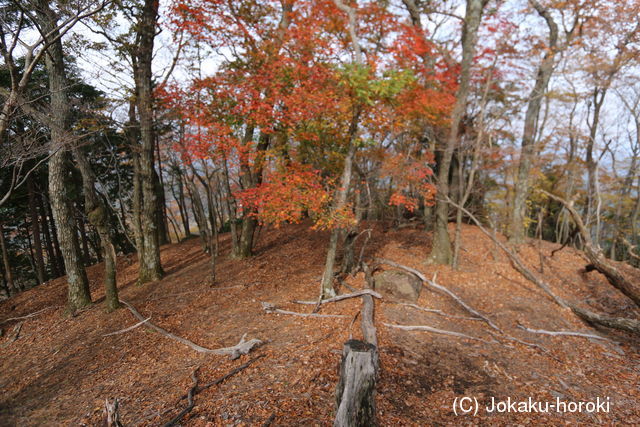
373;270;422;302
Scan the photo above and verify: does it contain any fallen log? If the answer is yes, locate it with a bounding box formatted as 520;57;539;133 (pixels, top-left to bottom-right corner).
334;262;380;427
447;197;640;335
542;190;640;308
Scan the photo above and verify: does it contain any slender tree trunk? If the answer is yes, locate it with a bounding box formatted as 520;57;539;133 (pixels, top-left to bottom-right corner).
321;109;361;297
508;0;559;244
187;179;216;283
77;210;91;265
39;192;61;278
36;0;91;312
73;146;120;311
176;168;191;238
155;135;170;245
45;196;66;275
0;220;15;294
429;0;486;263
27;175;47;284
133;0;163;283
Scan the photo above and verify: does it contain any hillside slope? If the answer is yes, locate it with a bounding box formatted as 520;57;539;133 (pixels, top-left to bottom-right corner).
1;222;639;425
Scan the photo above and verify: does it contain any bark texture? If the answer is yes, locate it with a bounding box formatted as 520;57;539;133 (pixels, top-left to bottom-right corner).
36;0;91;311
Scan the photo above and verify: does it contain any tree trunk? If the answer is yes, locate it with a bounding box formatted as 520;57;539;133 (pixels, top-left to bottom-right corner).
36;0;92;312
0;220;15;294
27;175;47;284
508;0;559;244
187;179;216;283
334;339;377;427
77;210;91;265
45;195;66;275
429;0;486;263
73;146;120;312
39;192;62;278
321;109;360;298
133;0;163;283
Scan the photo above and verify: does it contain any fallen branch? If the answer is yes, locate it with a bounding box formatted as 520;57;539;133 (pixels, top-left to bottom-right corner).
384;322;494;344
293;289;382;306
262;413;276;427
178;355;264;400
162;368;199;427
261;302;348;318
120;300;262;359
487;331;553;358
396;302;483;322
517;324;612;342
0;306;56;325
375;258;501;332
103;317;151;337
621;237;640;264
542;190;640;308
446;198;640;335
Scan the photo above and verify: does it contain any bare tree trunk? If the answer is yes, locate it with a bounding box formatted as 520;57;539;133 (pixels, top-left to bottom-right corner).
36;0;91;312
187;179;216;283
429;0;486;263
77;210;91;265
73;146;120;312
27;175;47;284
133;0;163;283
39;192;62;278
508;0;558;244
0;220;15;294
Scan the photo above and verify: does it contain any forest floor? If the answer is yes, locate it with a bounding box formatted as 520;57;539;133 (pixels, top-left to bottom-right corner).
1;221;640;426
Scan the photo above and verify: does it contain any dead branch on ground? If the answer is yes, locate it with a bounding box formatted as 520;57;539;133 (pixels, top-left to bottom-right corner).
162;368;199;427
542;190;640;308
448;197;640;335
293;289;382;306
396;302;484;322
517;323;613;342
261;302;348;318
383;323;495;344
103;317;151;337
0;306;57;325
375;258;501;332
120;300;262;358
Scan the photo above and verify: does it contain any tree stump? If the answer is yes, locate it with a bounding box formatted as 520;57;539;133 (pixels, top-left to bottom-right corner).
334;339;377;427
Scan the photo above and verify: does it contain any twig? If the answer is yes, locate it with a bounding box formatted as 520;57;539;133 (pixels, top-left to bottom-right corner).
261;302;348;318
375;258;501;332
293;289;382;305
189;355;264;397
162;367;199;427
120;300;262;359
395;302;483;322
103;317;151;337
487;331;554;359
0;306;56;325
517;324;612;341
384;322;494;344
261;413;276;427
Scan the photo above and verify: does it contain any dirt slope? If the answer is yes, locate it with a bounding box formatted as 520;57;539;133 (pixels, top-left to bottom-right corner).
1;222;639;426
